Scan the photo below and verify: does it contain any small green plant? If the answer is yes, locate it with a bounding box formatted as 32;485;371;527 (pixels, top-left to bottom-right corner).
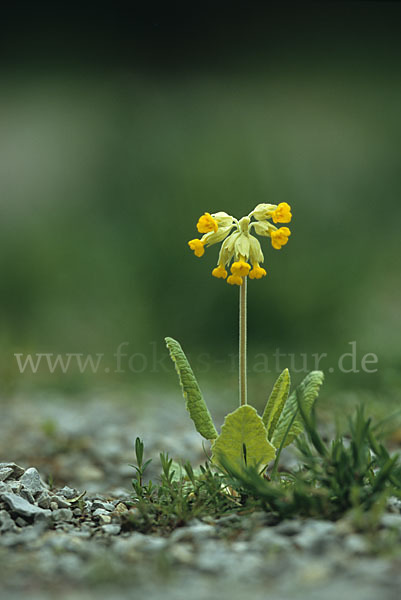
129;437;244;533
166;204;324;474
131;437;154;498
221;404;401;521
129;411;401;533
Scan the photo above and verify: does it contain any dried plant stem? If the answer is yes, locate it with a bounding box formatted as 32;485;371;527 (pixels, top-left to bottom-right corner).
239;276;247;406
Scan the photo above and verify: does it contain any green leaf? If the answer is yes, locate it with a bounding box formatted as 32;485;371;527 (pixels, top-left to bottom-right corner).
212;405;276;471
272;371;324;449
262;368;291;440
165;337;218;440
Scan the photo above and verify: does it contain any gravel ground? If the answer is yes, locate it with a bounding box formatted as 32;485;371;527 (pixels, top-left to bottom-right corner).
1;393;401;600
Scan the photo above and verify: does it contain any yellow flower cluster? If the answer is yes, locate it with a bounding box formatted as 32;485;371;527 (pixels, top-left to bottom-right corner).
188;203;292;285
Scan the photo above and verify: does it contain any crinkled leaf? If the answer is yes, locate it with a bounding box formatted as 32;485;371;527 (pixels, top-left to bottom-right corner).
262;368;291;440
272;371;324;449
212;405;276;471
165;337;218;440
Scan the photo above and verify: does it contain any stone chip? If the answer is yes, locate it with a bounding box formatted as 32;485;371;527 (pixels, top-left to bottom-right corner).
0;492;48;518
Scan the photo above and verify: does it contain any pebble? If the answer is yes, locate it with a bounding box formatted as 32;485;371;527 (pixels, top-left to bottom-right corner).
380;513;401;529
343;534;371;555
37;492;51;509
273;519;303;536
102;524;121;535
19;467;47;494
250;527;292;552
19;488;36;504
113;502;129;515
0;492;47;518
51;508;74;522
0;463;25;479
293;520;337;553
169;542;194;564
99;514;112;524
93;500;115;511
58;486;80;499
114;533;166;555
92;508;110;517
169;522;217;543
0;509;16;533
0;467;14;482
386;496;401;514
52;495;71;509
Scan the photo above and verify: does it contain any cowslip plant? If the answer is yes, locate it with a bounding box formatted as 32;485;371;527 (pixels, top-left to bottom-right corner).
166;203;324;475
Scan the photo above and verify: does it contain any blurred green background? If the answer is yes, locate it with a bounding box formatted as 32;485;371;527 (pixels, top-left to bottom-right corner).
0;4;400;416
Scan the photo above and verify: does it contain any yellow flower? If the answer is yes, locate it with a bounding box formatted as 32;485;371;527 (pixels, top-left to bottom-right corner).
227;274;243;286
197;212;218;234
249;264;267;279
272;202;292;224
231;260;251;277
189;202;293;284
212;265;228;279
270;227;291;250
188;239;205;257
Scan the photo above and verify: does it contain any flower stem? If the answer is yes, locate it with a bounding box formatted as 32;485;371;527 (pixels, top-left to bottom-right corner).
239;276;247;406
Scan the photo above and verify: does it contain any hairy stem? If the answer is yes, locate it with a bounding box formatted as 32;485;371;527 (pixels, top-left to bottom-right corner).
239;276;247;406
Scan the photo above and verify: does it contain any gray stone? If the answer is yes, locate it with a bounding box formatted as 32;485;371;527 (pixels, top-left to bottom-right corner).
0;468;13;482
380;513;401;529
99;514;112;524
386;496;401;514
102;524;121;535
92;500;115;511
169;522;217;543
93;508;110;517
343;534;370;554
0;463;25;479
33;511;53;526
169;543;194;565
37;492;51;509
58;486;79;499
19;467;47;494
0;524;45;547
51;508;74;522
19;489;35;504
247;511;277;527
114;533;166;555
293;520;337;553
44;532;88;554
195;540;234;573
273;519;303;536
0;510;16;533
72;529;91;538
52;495;71;509
54;522;74;532
0;492;47;518
249;528;292;552
216;514;241;526
6;480;20;493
